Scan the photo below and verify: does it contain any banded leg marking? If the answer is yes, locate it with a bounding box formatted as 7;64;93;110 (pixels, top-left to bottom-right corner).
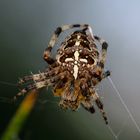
90;88;108;124
94;35;108;69
92;70;111;86
81;99;95;113
14;80;48;100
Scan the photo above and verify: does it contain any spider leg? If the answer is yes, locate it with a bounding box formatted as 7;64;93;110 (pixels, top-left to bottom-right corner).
43;24;90;64
89;88;108;124
90;36;110;85
53;71;72;97
18;72;46;84
103;70;111;78
92;70;111;86
14;80;49;101
19;67;60;84
80;84;108;124
79;78;89;96
79;71;92;96
96;99;108;124
81;99;95;113
91;91;108;124
94;35;108;70
15;69;65;101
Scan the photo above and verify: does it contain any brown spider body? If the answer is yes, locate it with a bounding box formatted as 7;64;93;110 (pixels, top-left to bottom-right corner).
16;24;110;124
54;32;99;107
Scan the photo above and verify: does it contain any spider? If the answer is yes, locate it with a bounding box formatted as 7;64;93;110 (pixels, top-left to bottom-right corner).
15;24;110;124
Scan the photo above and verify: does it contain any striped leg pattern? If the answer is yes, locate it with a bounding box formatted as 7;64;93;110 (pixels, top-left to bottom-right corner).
94;35;108;70
91;90;108;124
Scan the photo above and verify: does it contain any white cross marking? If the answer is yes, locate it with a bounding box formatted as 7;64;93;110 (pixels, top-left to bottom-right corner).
73;65;79;79
77;35;80;39
64;50;87;79
75;41;80;46
65;58;73;62
74;50;79;61
79;58;88;63
73;51;80;79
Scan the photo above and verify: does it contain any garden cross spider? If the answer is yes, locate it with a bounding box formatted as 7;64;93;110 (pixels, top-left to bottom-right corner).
15;24;110;124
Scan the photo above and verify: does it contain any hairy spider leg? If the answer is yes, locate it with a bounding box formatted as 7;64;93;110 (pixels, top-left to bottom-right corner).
103;70;111;78
79;78;90;96
96;98;108;124
92;70;111;86
78;76;96;113
94;35;108;71
81;99;95;113
18;72;46;84
59;80;81;111
18;67;60;84
80;84;108;124
90;36;110;86
53;72;73;97
14;80;49;101
43;24;91;64
90;89;108;124
15;71;68;101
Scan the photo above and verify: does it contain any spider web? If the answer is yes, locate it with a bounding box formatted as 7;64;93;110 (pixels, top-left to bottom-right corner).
104;77;140;140
0;77;140;140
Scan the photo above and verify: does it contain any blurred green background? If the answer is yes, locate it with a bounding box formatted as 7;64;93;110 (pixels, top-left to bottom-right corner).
0;0;140;140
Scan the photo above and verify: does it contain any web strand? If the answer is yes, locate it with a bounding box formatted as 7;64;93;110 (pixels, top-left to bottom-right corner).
107;125;118;140
107;115;129;140
108;77;140;134
0;81;17;86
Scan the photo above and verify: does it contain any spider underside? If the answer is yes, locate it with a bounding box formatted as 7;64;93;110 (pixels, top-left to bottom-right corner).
16;24;110;124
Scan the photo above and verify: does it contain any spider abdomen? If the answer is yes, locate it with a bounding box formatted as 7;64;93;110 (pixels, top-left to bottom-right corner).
56;32;99;80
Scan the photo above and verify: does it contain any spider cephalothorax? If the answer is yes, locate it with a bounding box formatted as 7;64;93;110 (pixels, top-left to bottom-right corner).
16;24;110;124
